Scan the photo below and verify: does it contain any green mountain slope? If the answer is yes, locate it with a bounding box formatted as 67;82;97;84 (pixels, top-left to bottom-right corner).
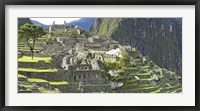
90;18;182;75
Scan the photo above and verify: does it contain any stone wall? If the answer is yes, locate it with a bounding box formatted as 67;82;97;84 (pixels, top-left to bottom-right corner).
72;70;103;83
18;72;62;81
81;84;111;93
30;82;51;89
42;40;64;55
50;84;68;93
19;50;42;56
103;54;119;62
18;61;52;69
51;54;64;68
94;53;119;62
72;64;92;71
66;83;79;93
18;77;28;83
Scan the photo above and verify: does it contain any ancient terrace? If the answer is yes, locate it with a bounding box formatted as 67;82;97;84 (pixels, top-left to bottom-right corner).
18;23;182;93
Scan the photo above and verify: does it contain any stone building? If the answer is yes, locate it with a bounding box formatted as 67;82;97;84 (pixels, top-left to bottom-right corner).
85;43;102;50
87;37;109;50
91;59;100;70
77;36;88;43
42;39;64;55
108;40;119;49
75;43;85;52
103;54;119;62
94;53;104;61
94;52;120;62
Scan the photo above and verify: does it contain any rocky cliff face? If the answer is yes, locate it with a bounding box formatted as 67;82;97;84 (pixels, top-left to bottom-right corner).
90;18;182;74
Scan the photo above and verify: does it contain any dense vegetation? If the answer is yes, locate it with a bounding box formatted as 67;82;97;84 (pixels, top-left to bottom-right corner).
18;24;46;59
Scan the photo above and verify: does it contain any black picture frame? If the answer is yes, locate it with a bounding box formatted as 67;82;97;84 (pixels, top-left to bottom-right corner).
0;0;199;111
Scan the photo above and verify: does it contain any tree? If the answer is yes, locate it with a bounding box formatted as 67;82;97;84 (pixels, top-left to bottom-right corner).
18;23;46;59
119;54;131;67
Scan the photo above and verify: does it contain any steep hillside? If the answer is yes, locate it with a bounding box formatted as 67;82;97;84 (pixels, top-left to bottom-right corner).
31;20;49;29
68;18;96;30
18;18;32;29
90;18;122;35
90;18;182;74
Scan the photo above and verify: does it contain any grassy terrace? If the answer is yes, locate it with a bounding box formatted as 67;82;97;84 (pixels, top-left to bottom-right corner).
126;79;137;83
139;78;154;81
139;65;150;69
29;41;46;44
124;67;138;71
18;44;26;47
171;87;182;93
18;47;42;50
28;78;49;83
18;74;27;78
18;49;41;52
124;84;152;89
133;84;151;87
127;85;157;91
50;81;68;85
18;68;57;73
165;84;180;91
125;79;154;85
129;72;151;76
18;84;34;88
18;56;52;63
149;87;162;93
18;46;26;48
38;88;58;93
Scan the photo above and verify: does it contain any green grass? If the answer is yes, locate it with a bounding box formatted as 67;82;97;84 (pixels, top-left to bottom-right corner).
18;43;25;45
18;84;34;88
138;72;151;75
127;79;137;83
165;84;180;90
139;78;154;81
38;37;46;40
18;47;42;50
29;41;46;44
18;44;26;47
18;46;26;48
129;72;151;76
134;58;141;61
149;87;162;93
127;86;156;91
28;78;49;83
18;56;52;63
18;74;27;78
140;65;150;69
124;83;153;90
98;18;122;36
172;88;182;93
38;88;58;93
125;67;138;70
18;68;57;73
49;81;68;85
18;49;41;52
19;88;32;92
